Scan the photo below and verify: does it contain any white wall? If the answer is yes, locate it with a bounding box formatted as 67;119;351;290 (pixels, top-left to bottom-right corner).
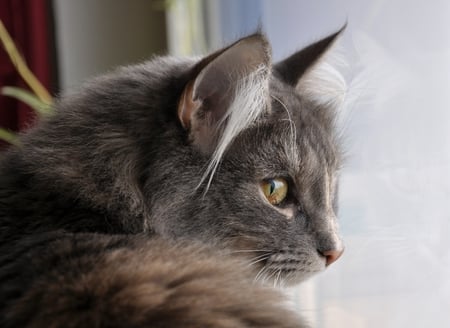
53;0;167;91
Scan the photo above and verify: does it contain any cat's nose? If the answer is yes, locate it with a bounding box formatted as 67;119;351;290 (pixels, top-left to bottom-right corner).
321;248;344;266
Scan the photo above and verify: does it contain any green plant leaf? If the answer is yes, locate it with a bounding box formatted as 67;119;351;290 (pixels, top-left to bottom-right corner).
0;20;52;105
1;86;53;116
0;127;20;146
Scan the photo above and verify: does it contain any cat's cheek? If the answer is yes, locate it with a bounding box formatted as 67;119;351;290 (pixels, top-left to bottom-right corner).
273;206;295;219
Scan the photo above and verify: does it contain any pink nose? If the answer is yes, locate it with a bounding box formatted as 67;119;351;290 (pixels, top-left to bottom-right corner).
322;248;344;266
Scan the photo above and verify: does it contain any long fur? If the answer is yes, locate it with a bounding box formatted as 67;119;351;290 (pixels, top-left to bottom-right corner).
200;65;270;191
297;46;348;111
0;31;346;327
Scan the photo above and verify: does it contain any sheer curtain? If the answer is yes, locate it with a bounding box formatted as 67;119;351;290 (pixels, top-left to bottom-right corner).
167;0;450;327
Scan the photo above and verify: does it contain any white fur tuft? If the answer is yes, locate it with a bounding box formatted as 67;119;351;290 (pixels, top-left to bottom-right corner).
297;45;348;110
198;65;270;191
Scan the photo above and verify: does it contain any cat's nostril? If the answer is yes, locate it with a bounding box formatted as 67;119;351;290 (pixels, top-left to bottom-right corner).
321;248;344;266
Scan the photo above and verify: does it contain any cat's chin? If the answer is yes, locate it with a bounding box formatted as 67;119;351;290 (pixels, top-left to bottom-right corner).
254;267;323;287
282;269;323;286
252;257;327;287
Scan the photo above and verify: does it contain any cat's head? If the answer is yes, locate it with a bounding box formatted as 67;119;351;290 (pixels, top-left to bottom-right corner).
148;29;346;285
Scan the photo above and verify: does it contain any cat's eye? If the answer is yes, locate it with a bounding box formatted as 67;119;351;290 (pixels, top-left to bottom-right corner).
261;178;288;205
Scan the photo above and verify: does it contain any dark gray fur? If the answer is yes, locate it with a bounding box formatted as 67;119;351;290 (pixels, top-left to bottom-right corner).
0;32;343;327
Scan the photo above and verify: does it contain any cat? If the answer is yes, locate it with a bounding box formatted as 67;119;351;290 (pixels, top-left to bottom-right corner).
0;28;345;327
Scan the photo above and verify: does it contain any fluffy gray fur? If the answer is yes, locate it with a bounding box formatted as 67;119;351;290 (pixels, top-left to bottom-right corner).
0;31;344;327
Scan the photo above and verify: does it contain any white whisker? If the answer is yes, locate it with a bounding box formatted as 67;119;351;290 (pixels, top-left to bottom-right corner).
230;249;272;254
275;269;282;288
246;254;270;267
264;268;277;286
254;265;268;283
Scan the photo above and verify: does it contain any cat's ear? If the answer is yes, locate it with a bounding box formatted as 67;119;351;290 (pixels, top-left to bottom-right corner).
274;26;346;108
178;34;271;154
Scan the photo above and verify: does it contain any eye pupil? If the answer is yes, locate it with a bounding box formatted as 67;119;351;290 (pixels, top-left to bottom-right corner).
260;178;288;206
269;181;276;195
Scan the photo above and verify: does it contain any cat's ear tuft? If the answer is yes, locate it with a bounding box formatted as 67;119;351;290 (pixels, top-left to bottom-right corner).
274;26;347;109
178;34;271;155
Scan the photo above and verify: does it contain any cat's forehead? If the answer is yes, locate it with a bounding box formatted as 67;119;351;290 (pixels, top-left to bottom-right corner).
228;92;340;182
269;79;339;165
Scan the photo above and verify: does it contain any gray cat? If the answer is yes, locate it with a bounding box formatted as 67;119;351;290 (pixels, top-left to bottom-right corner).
0;29;345;327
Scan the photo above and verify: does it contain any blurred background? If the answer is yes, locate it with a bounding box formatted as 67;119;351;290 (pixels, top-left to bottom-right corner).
1;0;449;327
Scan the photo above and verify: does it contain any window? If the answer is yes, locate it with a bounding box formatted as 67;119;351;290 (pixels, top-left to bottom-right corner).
167;1;450;326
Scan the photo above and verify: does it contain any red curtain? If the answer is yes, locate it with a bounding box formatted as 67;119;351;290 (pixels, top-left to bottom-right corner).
0;0;53;133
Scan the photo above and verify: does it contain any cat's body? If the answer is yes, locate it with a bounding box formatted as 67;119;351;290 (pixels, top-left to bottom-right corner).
0;31;345;327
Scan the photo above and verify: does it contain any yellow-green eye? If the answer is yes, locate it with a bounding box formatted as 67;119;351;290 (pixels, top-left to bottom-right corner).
261;178;288;205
